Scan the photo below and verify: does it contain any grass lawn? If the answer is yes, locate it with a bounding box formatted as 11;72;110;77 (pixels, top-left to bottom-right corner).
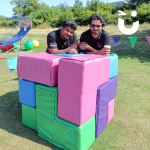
0;24;150;150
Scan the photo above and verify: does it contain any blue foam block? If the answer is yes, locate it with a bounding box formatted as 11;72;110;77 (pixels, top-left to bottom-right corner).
19;79;36;107
109;54;118;79
54;53;84;57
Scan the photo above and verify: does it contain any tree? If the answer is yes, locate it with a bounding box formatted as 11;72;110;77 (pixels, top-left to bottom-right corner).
127;0;150;5
10;0;48;17
73;0;83;9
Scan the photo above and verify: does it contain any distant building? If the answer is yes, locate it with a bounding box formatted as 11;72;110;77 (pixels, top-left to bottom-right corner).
109;1;128;7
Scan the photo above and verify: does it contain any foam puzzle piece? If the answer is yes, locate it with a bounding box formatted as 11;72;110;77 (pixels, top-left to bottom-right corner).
22;104;37;131
36;84;58;119
95;77;117;138
37;108;95;150
54;53;84;57
57;55;110;126
19;79;36;107
95;104;107;138
109;54;118;79
17;53;63;87
107;99;115;124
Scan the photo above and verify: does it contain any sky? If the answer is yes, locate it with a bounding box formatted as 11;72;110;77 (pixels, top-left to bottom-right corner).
0;0;123;18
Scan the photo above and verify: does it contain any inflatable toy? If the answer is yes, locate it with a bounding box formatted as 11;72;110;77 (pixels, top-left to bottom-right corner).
24;41;34;50
13;42;18;50
0;44;14;51
32;40;39;48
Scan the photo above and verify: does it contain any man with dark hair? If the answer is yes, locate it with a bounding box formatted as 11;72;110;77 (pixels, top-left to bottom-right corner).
46;19;78;54
79;13;111;55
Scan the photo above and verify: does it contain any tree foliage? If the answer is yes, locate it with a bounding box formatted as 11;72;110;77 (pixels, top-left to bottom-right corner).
10;0;48;17
127;0;150;5
0;0;149;27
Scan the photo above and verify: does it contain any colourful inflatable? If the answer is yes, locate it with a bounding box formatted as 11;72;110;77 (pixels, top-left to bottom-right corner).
0;44;14;51
32;40;39;48
24;41;34;50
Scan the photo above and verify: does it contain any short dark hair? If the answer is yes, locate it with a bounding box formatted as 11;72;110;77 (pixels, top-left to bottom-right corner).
61;19;77;30
88;14;106;27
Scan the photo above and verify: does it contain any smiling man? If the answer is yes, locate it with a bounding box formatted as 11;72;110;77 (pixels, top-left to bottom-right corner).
79;14;111;55
46;19;78;54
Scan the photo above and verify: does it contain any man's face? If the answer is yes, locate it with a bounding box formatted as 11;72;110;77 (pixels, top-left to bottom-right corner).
89;20;103;35
60;26;74;40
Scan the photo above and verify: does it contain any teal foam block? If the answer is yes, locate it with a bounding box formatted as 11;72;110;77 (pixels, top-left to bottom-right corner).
22;104;37;131
109;54;118;79
19;79;36;107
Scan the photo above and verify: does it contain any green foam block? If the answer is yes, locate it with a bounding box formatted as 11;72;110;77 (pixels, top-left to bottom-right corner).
22;104;37;131
36;84;58;119
36;84;95;150
37;110;95;150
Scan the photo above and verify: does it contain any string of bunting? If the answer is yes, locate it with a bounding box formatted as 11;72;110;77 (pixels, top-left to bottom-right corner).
111;36;150;47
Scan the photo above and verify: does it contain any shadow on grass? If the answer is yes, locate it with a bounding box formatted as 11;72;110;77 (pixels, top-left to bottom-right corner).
0;91;62;150
0;78;20;84
111;29;150;63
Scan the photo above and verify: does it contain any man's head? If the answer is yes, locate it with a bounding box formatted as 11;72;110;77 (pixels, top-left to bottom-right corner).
89;14;106;36
60;19;77;40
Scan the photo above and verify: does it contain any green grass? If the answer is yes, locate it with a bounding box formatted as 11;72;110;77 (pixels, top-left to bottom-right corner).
0;24;150;150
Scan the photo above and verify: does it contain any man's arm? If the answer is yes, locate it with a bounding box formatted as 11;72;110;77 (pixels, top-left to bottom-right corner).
47;32;78;54
79;34;111;55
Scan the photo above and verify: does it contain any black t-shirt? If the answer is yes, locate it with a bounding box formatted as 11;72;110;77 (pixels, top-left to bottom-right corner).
46;29;77;53
79;29;111;53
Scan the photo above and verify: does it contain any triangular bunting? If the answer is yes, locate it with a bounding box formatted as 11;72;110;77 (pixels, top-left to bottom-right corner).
10;69;15;73
128;37;138;47
113;36;121;46
146;36;150;45
6;57;18;73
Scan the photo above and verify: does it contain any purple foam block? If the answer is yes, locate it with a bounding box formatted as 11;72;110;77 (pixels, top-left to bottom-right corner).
95;76;118;138
95;104;107;138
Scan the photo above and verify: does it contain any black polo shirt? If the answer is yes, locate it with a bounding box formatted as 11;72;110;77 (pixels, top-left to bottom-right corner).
79;29;111;53
46;29;77;53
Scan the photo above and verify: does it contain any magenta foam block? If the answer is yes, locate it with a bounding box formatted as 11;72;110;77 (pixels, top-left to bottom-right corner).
95;76;117;138
57;55;110;126
17;53;62;87
107;99;115;124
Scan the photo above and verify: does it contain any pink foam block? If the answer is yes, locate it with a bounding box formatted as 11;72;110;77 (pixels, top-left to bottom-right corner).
107;99;115;124
17;53;63;87
57;55;110;126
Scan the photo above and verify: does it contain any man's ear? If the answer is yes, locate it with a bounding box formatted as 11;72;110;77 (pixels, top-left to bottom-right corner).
60;26;63;30
89;24;91;28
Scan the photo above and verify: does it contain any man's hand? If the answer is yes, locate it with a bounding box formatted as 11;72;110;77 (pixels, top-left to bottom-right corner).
79;42;90;50
97;47;110;55
69;48;78;54
70;39;79;49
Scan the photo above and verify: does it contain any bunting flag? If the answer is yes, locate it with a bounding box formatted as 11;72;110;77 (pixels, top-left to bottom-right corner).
146;36;150;45
6;57;18;73
113;36;121;46
128;37;138;47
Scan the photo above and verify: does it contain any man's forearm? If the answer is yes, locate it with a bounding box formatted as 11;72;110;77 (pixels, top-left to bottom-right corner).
49;48;69;54
87;45;99;53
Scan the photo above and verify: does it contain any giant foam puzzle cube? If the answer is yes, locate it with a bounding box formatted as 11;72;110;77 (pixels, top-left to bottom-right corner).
17;53;118;149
